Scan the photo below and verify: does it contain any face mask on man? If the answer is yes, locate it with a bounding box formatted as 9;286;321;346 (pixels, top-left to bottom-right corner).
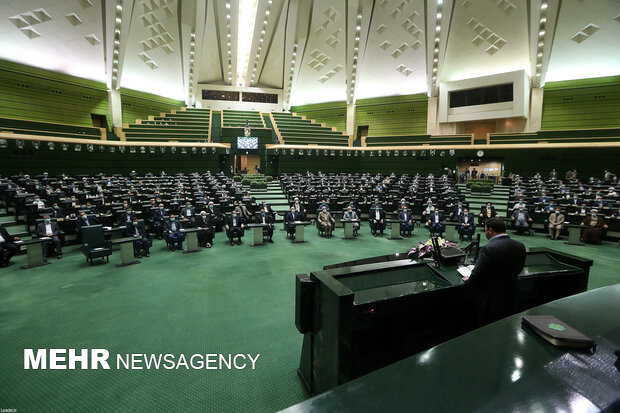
82;215;88;220
44;218;51;223
170;217;176;221
591;213;597;217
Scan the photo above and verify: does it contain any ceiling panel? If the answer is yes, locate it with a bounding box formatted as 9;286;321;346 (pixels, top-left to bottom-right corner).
545;0;620;82
441;0;530;82
356;0;427;99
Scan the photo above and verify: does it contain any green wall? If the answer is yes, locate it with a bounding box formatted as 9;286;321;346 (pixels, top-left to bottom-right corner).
275;147;620;178
290;101;347;131
541;76;620;130
0;59;184;130
120;88;185;125
0;59;109;128
355;94;428;136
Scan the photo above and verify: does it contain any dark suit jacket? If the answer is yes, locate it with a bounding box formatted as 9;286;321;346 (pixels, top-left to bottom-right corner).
398;210;413;223
50;207;64;218
465;235;526;318
36;221;61;237
124;221;147;237
255;213;274;226
117;213;135;226
0;225;15;243
458;213;475;227
153;209;167;223
451;206;464;221
197;215;214;229
226;216;244;229
427;212;444;224
285;211;300;223
180;207;195;218
163;220;183;233
76;216;100;230
370;208;386;221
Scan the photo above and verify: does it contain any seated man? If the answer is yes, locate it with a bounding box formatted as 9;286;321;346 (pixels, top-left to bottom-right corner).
318;206;335;238
153;204;167;239
511;206;532;235
398;206;414;237
164;214;185;251
256;208;275;243
180;202;196;227
36;215;62;260
125;217;150;258
292;197;307;220
370;207;386;237
479;203;498;225
206;201;223;231
235;201;252;221
196;211;215;248
426;207;445;237
285;205;300;238
117;208;135;226
458;208;475;241
0;224;21;268
422;200;434;217
450;202;465;222
548;208;565;240
76;211;100;231
225;211;245;245
343;205;360;236
580;210;608;245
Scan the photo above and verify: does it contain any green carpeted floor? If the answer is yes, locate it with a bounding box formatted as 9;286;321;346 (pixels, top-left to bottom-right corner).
0;225;618;412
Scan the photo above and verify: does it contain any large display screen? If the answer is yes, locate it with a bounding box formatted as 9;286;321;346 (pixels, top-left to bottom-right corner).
237;137;258;150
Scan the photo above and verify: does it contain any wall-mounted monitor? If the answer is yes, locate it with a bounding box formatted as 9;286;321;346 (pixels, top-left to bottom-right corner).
237;137;258;150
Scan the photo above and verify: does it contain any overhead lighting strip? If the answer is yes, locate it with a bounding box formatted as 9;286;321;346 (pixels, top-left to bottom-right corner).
236;0;259;86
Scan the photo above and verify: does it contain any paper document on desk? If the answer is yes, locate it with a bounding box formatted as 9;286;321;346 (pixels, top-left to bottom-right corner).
457;265;475;278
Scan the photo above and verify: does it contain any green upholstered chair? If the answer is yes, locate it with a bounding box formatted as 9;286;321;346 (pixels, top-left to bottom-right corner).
80;225;112;265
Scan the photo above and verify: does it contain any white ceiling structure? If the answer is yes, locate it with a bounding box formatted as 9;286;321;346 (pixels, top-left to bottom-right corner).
1;0;619;107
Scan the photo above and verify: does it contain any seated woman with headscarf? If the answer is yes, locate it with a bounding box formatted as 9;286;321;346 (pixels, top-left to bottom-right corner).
580;209;608;245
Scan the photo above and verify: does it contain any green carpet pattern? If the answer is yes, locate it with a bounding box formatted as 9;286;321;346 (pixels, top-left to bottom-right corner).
0;223;618;412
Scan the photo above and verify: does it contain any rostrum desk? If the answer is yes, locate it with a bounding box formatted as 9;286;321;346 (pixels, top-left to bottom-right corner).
285;283;619;413
295;248;592;395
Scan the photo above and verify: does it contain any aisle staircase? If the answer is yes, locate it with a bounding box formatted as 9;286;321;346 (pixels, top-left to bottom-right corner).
246;181;289;222
458;184;511;217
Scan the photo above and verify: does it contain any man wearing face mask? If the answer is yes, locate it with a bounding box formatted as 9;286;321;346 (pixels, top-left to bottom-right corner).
511;205;532;236
235;201;252;221
479;202;498;225
226;211;245;246
451;202;465;222
164;214;185;251
153;204;167;240
197;211;215;248
180;202;196;227
36;215;62;260
343;205;360;236
76;211;100;231
117;208;135;227
462;218;526;326
398;206;414;237
206;201;222;231
285;206;299;239
580;209;608;245
255;208;275;243
422;200;434;217
370;205;386;237
125;217;150;258
548;208;565;240
32;196;45;210
50;203;64;218
426;207;445;237
292;197;306;220
318;206;335;238
458;208;475;241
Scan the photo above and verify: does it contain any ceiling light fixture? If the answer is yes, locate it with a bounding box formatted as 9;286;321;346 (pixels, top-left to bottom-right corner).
236;0;258;86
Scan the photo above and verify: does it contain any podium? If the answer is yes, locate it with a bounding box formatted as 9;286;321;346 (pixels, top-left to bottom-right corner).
565;224;584;246
247;223;270;246
110;236;141;267
290;221;311;243
16;237;51;269
340;219;360;239
386;219;403;240
180;228;202;253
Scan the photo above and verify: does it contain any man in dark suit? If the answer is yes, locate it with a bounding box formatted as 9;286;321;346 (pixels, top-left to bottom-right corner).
153;204;167;239
206;201;223;231
458;208;475;241
463;218;526;326
117;208;135;226
225;211;245;245
124;217;150;258
256;208;275;243
50;203;64;218
180;202;196;227
426;207;445;237
36;215;62;259
511;206;533;235
370;207;386;237
285;205;300;238
398;206;414;237
196;211;215;248
76;211;100;231
163;215;185;251
0;224;20;267
479;203;498;225
450;202;465;222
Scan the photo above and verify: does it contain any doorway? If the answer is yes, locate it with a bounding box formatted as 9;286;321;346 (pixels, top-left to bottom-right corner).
458;160;502;183
235;154;261;174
